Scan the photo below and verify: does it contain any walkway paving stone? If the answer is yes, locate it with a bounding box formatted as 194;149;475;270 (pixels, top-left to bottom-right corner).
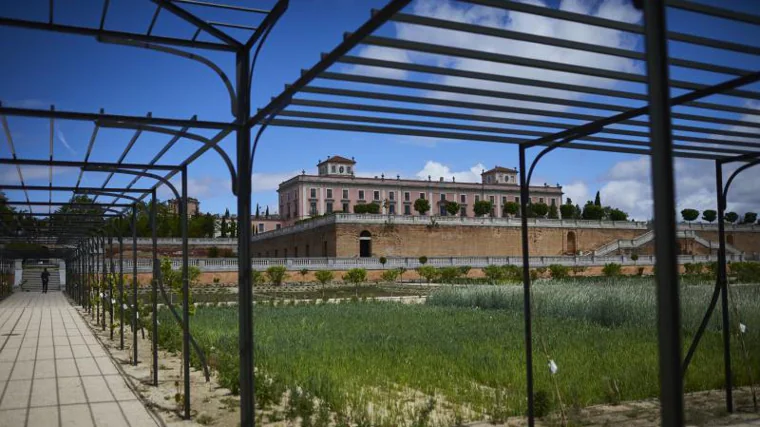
0;292;160;427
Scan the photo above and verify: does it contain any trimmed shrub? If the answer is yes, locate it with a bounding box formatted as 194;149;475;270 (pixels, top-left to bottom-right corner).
602;263;622;277
207;246;219;258
548;264;569;280
483;265;505;284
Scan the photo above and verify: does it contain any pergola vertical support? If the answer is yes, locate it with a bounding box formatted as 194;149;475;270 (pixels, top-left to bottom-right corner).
108;231;114;340
101;233;107;331
181;166;191;419
518;145;535;426
715;161;733;412
119;223;124;350
236;46;255;427
132;205;138;365
643;1;684;425
152;191;159;387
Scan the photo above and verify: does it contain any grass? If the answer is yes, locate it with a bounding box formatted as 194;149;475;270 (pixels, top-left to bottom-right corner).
156;278;760;425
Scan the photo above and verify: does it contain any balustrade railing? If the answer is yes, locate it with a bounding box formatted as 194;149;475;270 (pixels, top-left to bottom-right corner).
113;253;744;272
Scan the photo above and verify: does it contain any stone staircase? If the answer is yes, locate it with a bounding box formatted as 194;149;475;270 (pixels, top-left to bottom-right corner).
20;264;61;292
593;230;741;256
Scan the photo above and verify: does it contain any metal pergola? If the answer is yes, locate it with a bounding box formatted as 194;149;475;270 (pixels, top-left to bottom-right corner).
248;1;758;426
0;0;288;425
1;1;758;426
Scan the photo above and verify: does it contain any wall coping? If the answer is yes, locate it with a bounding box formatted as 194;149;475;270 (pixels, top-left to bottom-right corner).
251;213;651;242
114;253;747;272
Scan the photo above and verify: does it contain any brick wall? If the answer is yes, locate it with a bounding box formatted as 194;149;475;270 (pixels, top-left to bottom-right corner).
250;222;644;258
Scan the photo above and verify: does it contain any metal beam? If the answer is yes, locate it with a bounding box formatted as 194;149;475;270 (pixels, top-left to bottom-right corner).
152;0;242;48
0;158;180;171
0;106;234;130
247;0;413;128
0;17;235;52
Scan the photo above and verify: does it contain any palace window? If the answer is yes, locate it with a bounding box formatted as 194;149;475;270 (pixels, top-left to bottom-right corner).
404;205;411;215
258;223;264;233
460;194;466;203
373;190;380;201
539;197;544;203
310;202;317;216
339;166;344;173
342;189;349;199
440;193;446;201
389;191;395;201
389;204;396;215
331;165;336;173
419;192;425;200
326;202;333;214
358;190;365;200
404;192;410;202
326;188;333;199
310;188;317;198
475;195;480;203
460;207;467;216
342;202;349;212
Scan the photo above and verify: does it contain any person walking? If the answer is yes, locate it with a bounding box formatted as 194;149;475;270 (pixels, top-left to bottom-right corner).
41;268;50;294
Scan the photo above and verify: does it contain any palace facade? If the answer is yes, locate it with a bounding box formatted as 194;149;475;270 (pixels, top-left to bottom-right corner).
277;156;563;224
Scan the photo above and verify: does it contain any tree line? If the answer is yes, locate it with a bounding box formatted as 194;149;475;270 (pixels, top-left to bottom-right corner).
680;209;758;225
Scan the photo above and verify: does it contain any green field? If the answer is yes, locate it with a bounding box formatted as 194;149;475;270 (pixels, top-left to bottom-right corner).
156;278;760;425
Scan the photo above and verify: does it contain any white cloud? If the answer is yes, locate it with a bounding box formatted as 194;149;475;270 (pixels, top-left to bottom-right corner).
56;130;77;155
415;160;486;182
562;180;589;205
566;155;760;221
347;0;642;120
0;165;72;183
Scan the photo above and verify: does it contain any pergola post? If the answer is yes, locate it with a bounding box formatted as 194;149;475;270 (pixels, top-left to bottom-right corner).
643;1;684;425
119;221;124;350
236;46;255;427
132;204;138;365
715;161;733;412
151;191;159;386
181;166;191;419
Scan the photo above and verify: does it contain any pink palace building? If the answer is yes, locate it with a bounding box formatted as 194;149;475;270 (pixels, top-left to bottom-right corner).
276;156;563;225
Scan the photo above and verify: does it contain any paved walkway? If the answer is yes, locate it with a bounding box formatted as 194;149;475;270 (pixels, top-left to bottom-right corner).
0;291;160;427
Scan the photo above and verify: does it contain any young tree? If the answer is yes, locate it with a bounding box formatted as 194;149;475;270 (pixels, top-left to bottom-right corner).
594;191;602;207
503;201;519;217
531;202;549;217
473;200;493;217
255;204;260;219
574;204;582;219
681;208;699;223
314;270;334;299
445;201;460;216
743;212;758;224
414;198;431;216
559;203;575;219
265;206;270;218
724;211;739;224
702;209;717;223
343;268;367;297
416;265;438;285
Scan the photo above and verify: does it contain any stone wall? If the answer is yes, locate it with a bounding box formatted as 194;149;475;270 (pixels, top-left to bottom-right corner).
249;222;644;258
250;224;339;258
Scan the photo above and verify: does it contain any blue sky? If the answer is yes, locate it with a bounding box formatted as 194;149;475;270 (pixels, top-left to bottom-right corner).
1;0;759;220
